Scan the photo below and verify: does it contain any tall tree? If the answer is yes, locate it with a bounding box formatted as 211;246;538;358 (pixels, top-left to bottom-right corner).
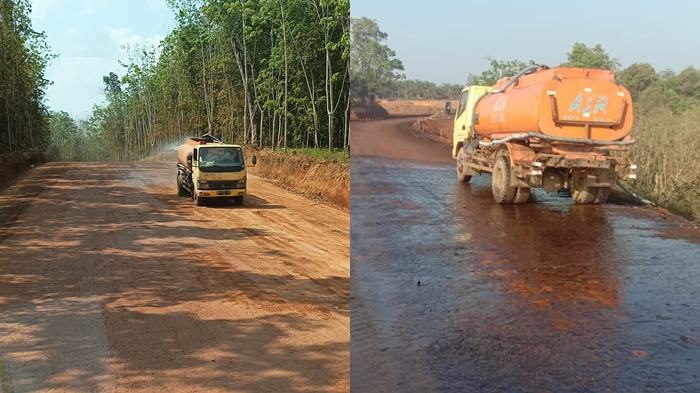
0;0;55;156
349;17;404;103
561;42;620;72
466;57;536;86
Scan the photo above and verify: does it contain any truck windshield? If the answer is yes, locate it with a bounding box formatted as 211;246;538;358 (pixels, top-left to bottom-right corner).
199;147;244;172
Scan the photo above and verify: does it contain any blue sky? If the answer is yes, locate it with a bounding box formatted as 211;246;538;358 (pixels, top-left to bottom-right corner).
351;0;700;85
30;0;176;118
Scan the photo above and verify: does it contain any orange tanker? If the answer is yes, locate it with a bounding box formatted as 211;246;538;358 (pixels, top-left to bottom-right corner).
472;67;633;142
452;65;638;205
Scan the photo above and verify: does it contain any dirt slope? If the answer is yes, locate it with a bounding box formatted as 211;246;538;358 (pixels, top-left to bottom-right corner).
0;161;349;392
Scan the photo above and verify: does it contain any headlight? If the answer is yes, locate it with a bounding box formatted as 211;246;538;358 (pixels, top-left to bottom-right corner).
197;179;208;188
239;176;246;187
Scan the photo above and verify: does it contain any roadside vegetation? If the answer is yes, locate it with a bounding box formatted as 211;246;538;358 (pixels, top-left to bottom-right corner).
353;17;700;220
0;0;54;164
279;147;349;163
1;0;349;181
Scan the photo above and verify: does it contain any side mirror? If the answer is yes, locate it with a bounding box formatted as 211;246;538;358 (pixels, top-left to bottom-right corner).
187;156;192;165
252;155;257;166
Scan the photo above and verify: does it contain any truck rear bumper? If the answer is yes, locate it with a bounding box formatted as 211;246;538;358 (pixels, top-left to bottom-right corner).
197;189;246;198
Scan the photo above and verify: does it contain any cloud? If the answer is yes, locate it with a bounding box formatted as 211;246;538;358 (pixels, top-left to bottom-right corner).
106;26;164;50
63;26;80;40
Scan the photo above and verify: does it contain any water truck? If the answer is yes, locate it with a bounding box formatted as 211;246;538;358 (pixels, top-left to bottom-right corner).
176;133;256;206
453;65;638;204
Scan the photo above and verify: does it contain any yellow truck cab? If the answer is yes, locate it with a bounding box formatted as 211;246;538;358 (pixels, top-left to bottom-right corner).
452;85;491;160
177;136;256;206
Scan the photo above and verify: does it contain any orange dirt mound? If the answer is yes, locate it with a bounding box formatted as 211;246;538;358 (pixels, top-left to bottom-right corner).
412;115;454;146
350;103;390;120
378;99;455;117
251;150;349;210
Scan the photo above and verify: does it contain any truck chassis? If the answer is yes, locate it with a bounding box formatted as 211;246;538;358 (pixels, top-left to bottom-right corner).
456;138;637;204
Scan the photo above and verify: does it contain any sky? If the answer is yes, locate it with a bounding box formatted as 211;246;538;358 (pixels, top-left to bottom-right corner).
351;0;700;85
29;0;176;118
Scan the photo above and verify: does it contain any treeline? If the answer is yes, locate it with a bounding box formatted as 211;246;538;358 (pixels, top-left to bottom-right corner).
380;79;462;101
349;17;461;102
0;0;54;158
615;63;700;218
88;0;350;162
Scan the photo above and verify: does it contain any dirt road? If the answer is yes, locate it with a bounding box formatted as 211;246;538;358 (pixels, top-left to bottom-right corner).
350;118;700;392
0;160;349;392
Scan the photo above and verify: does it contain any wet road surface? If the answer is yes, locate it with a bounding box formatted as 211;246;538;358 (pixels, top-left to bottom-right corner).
350;118;700;393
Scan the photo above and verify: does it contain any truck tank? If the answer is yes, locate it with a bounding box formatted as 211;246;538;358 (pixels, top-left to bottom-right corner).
472;67;633;142
177;134;222;170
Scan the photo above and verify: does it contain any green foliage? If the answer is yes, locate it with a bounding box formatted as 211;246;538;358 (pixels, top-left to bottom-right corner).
561;42;620;71
46;110;108;161
0;0;55;156
350;17;404;103
383;80;462;100
615;62;659;99
466;57;536;86
88;0;350;161
666;66;700;98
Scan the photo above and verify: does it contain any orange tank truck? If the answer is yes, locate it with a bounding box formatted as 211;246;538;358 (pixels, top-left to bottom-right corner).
453;65;638;205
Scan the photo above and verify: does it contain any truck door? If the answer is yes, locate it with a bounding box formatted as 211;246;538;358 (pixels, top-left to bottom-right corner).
452;89;470;158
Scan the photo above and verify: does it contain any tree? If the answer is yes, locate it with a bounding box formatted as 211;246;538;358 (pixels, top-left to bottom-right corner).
349;17;404;103
666;66;700;98
561;42;620;72
616;62;659;99
0;0;55;156
466;57;536;86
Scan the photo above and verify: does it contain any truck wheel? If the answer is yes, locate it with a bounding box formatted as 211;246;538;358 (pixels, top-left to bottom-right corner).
513;187;531;204
234;195;244;206
457;163;472;183
571;186;597;204
492;156;517;204
593;187;610;204
177;175;187;197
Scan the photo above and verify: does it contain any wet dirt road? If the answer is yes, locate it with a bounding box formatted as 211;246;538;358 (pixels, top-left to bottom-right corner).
0;160;349;393
350;118;700;393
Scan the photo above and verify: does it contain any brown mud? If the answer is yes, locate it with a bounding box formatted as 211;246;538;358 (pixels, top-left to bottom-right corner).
350;117;700;393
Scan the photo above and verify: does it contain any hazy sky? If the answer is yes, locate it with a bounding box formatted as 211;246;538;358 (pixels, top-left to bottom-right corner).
30;0;176;118
351;0;700;85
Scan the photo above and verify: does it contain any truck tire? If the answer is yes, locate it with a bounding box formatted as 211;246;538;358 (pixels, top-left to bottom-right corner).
513;187;531;204
234;195;244;206
177;175;187;197
572;186;597;204
457;163;472;183
492;156;517;204
456;150;472;183
593;187;611;204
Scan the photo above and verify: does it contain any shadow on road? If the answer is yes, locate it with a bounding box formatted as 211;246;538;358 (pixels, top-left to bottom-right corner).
0;162;348;392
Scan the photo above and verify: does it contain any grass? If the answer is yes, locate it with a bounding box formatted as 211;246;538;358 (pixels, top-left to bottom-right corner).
277;148;349;163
